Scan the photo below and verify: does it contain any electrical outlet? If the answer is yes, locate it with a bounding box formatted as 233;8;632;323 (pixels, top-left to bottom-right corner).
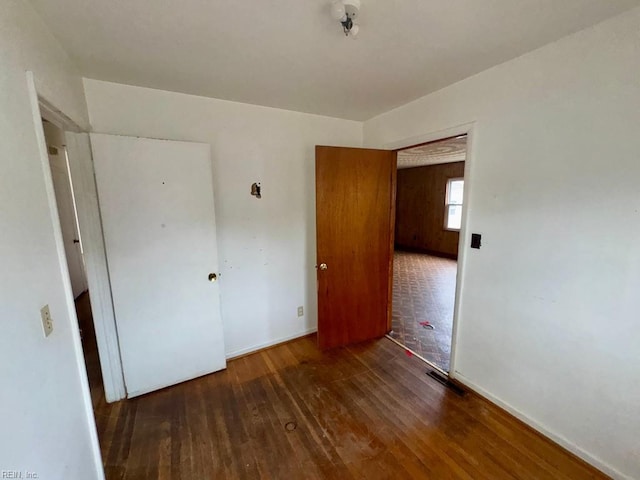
40;305;53;337
297;306;304;317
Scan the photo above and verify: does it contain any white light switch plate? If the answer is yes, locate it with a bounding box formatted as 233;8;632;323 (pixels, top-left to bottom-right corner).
41;305;53;337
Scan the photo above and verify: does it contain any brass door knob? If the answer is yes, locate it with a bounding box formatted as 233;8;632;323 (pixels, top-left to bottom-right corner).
208;273;218;282
319;263;328;271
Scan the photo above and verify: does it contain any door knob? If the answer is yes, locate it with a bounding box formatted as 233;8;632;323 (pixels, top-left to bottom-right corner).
208;273;218;282
319;263;328;270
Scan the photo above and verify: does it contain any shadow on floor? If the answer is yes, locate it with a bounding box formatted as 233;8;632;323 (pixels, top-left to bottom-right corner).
75;292;105;409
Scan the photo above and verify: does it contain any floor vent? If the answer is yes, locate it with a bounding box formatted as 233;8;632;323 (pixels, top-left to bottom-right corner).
427;370;466;396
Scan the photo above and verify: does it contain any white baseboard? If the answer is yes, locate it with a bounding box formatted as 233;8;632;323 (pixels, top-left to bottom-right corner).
453;373;629;480
225;328;317;360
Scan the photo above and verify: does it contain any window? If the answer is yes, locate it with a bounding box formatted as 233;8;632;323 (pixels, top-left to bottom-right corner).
445;178;464;231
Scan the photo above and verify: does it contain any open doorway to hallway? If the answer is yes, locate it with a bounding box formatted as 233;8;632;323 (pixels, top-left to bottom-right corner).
388;135;466;373
42;119;105;407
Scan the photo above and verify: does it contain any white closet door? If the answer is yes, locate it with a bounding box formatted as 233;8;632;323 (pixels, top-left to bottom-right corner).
91;133;225;397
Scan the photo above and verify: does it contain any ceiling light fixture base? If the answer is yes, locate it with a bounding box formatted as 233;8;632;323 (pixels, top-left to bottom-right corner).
330;0;361;39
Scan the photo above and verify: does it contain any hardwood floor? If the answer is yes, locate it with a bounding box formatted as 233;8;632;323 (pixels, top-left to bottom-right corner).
92;335;607;480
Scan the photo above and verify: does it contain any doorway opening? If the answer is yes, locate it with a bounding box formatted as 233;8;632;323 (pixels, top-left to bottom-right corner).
388;135;467;374
42;119;105;407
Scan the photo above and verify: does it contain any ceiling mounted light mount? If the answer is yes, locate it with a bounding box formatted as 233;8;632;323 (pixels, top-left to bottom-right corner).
330;0;361;39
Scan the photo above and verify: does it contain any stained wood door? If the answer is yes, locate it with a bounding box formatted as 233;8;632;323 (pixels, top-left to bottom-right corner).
91;133;226;397
316;146;397;350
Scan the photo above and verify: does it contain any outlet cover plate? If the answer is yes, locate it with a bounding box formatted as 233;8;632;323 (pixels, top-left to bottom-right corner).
41;305;53;337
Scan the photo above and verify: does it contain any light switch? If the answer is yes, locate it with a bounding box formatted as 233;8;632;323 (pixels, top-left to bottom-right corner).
471;233;482;249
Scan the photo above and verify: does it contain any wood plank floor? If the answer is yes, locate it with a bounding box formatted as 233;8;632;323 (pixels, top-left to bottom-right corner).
93;335;607;480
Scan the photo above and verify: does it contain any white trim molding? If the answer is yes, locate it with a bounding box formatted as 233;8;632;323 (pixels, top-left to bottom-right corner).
384;121;475;380
225;328;318;360
65;132;126;402
454;373;629;480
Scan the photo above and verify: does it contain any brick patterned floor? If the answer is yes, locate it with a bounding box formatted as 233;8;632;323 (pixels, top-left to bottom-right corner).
390;251;457;372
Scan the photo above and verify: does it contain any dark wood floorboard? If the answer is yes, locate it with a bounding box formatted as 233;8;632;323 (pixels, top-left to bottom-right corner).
75;292;105;408
91;334;608;480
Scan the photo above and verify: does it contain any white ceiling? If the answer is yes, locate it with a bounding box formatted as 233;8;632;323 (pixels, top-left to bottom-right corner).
398;136;466;169
29;0;640;120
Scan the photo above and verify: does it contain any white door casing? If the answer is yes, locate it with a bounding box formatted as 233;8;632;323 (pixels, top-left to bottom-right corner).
65;131;126;402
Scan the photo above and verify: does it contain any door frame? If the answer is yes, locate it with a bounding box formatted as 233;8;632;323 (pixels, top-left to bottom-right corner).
27;72;126;402
382;122;475;379
26;71;106;479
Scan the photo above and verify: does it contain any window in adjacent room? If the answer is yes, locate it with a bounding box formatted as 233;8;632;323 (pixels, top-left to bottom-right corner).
445;178;464;231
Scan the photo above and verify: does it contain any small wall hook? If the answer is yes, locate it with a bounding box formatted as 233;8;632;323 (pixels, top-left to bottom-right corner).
251;182;262;199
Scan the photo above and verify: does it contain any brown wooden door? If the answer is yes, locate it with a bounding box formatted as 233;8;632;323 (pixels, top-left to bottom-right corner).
316;146;397;350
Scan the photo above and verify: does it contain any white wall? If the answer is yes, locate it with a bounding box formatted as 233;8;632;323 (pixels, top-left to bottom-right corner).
83;79;362;358
0;1;102;480
364;7;640;480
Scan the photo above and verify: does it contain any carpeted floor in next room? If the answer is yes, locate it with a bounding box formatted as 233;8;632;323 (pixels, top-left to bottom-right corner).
390;250;457;372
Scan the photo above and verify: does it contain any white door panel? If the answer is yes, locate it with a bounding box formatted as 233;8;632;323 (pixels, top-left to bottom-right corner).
90;133;225;397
